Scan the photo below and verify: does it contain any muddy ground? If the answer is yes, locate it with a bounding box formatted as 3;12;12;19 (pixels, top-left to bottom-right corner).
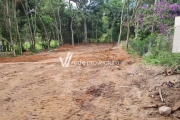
0;43;179;120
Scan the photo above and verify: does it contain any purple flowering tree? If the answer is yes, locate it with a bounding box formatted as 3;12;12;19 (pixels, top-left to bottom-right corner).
135;0;180;35
134;0;180;52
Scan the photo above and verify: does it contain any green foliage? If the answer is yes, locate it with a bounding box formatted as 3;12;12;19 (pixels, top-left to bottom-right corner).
0;0;126;55
130;29;180;67
22;40;58;52
15;46;27;55
144;51;180;67
122;42;139;58
41;15;53;24
99;33;109;42
129;33;155;55
143;35;179;67
132;1;180;67
41;42;48;49
102;16;109;32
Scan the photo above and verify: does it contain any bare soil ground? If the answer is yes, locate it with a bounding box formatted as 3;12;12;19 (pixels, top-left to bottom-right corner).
0;43;179;120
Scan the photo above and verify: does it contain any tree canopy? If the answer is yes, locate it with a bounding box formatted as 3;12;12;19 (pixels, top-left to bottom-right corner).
0;0;179;59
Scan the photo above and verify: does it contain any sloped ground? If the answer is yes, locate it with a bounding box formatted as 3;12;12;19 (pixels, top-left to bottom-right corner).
0;43;179;120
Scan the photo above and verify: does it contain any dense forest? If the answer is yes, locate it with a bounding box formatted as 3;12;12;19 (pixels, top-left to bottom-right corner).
0;0;180;65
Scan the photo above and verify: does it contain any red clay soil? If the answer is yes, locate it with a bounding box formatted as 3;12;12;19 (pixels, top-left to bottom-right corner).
0;43;179;120
0;44;75;63
0;43;131;63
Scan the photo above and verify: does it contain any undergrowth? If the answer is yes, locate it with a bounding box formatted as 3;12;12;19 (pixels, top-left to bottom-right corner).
122;42;139;58
144;51;180;67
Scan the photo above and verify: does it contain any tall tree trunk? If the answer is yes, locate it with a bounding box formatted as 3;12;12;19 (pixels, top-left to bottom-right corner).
111;31;113;43
50;0;60;46
14;1;22;55
148;37;153;53
21;1;34;51
118;1;126;44
47;37;52;50
83;8;88;43
5;0;16;56
7;42;9;51
78;31;80;44
58;7;64;47
126;23;130;49
32;5;37;51
96;20;98;42
135;21;139;39
154;0;157;4
84;18;88;43
92;19;94;41
126;0;130;49
71;19;74;46
110;17;116;42
38;14;51;50
2;41;5;52
69;0;78;46
148;0;157;52
148;25;154;52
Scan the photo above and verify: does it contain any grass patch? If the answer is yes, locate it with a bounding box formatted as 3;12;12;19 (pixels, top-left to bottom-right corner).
144;52;180;67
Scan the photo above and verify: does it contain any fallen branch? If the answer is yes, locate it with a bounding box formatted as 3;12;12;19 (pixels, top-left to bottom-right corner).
159;88;164;103
141;104;158;109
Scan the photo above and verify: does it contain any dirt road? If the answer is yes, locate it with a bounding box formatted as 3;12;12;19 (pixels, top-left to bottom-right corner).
0;44;179;120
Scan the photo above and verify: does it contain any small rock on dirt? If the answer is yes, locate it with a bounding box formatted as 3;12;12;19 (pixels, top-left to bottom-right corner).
159;106;171;116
